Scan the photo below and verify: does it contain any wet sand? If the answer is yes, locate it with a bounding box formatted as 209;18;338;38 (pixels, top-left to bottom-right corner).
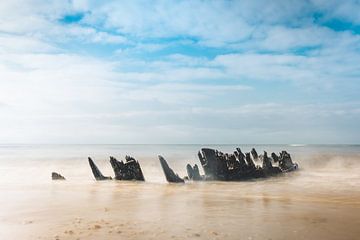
1;175;360;240
0;144;359;239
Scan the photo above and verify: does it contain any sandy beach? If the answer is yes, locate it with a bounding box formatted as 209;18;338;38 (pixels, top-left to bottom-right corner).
0;144;359;240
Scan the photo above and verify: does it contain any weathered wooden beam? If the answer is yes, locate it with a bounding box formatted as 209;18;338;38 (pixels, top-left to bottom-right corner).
88;157;112;181
159;155;184;183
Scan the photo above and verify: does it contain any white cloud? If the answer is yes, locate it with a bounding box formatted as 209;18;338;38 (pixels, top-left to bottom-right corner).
61;25;128;44
84;0;253;45
0;34;58;54
0;0;360;143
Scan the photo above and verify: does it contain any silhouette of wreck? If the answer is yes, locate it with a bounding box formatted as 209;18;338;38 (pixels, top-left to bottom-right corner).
51;172;66;180
88;156;144;181
160;147;298;183
84;147;298;183
159;155;184;183
88;157;112;180
110;156;145;181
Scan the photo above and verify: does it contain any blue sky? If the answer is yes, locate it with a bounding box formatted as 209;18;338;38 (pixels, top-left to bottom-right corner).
0;0;360;144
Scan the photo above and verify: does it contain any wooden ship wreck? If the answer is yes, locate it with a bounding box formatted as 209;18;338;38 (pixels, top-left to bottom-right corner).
79;147;298;183
160;147;298;183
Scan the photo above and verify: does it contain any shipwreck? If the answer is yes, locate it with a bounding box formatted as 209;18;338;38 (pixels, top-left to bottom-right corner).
159;147;298;183
57;147;298;183
88;156;145;181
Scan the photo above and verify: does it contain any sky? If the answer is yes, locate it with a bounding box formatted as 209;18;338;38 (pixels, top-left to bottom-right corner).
0;0;360;144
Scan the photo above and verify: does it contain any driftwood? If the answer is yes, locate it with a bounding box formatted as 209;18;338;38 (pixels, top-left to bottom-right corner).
51;172;66;180
109;156;145;181
88;157;112;180
159;155;184;183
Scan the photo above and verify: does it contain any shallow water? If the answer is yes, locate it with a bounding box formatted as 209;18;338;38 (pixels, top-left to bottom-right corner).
0;144;359;239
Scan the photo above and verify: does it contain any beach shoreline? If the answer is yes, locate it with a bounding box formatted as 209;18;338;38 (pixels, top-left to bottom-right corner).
0;144;359;240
